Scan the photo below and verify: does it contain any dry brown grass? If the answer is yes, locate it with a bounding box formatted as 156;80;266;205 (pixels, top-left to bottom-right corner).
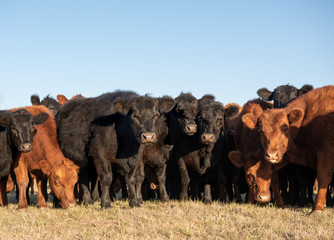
0;195;333;240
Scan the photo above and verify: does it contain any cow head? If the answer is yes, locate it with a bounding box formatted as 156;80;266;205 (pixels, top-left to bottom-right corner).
197;95;239;144
114;96;175;144
40;158;79;208
257;84;313;108
0;109;49;153
173;93;199;136
31;94;62;116
258;108;304;164
229;150;273;204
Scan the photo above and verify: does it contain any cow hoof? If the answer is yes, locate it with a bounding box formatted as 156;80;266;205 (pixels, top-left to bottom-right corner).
203;199;212;204
161;196;169;202
129;200;140;208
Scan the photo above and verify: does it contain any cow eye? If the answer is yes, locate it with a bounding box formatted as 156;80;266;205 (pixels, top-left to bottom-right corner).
216;118;223;125
31;127;36;133
153;113;160;120
281;124;288;134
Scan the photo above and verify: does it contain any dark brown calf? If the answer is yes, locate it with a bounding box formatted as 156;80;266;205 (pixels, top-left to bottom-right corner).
258;85;334;211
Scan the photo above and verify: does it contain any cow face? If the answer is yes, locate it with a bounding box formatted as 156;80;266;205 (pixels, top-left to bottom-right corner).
174;94;198;136
115;96;175;144
257;84;313;108
258;108;304;164
0;109;49;153
229;151;273;204
40;159;79;208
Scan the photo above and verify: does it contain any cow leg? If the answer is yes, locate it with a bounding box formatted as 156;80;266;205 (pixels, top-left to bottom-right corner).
135;161;145;205
125;166;140;207
0;176;8;206
78;165;93;205
271;171;285;208
36;177;47;208
95;161;113;208
91;176;100;202
13;163;29;209
156;164;169;202
313;151;334;211
178;158;190;201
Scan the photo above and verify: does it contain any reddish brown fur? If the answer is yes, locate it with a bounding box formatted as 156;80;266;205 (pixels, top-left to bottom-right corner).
229;99;284;207
10;105;79;209
57;94;85;105
259;85;334;211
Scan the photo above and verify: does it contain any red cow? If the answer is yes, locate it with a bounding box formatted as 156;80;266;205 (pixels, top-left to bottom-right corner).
11;105;79;209
228;99;284;207
258;85;334;211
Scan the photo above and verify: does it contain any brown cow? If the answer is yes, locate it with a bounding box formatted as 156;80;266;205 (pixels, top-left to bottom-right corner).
11;105;79;209
258;85;334;211
228;99;285;207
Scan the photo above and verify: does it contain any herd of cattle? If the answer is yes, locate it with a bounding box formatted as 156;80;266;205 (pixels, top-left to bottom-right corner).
0;84;333;213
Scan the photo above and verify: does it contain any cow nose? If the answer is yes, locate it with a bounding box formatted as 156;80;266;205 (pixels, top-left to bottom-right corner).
20;143;32;152
68;202;76;208
141;132;156;143
265;152;279;163
201;133;215;143
257;193;271;203
185;124;197;134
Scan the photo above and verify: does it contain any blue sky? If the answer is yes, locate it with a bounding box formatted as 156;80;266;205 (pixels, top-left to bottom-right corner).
0;1;333;109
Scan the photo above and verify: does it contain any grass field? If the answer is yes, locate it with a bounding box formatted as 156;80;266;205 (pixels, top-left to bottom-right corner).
0;193;333;240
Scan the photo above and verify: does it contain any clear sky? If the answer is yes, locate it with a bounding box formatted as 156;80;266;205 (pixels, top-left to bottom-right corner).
0;1;333;109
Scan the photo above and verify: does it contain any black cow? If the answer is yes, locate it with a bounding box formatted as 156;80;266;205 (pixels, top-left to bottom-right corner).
167;94;239;203
31;94;62;116
165;93;199;199
57;91;174;207
0;109;48;206
257;84;315;207
257;84;313;109
56;91;137;205
87;94;175;207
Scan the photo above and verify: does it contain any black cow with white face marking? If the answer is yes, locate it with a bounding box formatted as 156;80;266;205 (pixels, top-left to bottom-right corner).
257;84;313;108
0;109;48;205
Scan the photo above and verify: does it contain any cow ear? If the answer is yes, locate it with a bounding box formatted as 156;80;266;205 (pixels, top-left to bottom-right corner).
31;94;41;105
288;108;304;125
242;113;257;129
40;160;52;176
229;151;243;168
225;105;239;119
158;97;175;114
0;112;11;127
114;99;131;115
298;84;313;96
63;158;80;173
33;112;49;125
257;88;273;101
57;94;69;105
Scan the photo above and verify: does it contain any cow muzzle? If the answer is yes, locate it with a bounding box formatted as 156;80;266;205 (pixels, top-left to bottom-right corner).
141;132;156;143
265;151;279;164
201;133;215;144
185;124;197;135
256;192;271;203
19;143;33;153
